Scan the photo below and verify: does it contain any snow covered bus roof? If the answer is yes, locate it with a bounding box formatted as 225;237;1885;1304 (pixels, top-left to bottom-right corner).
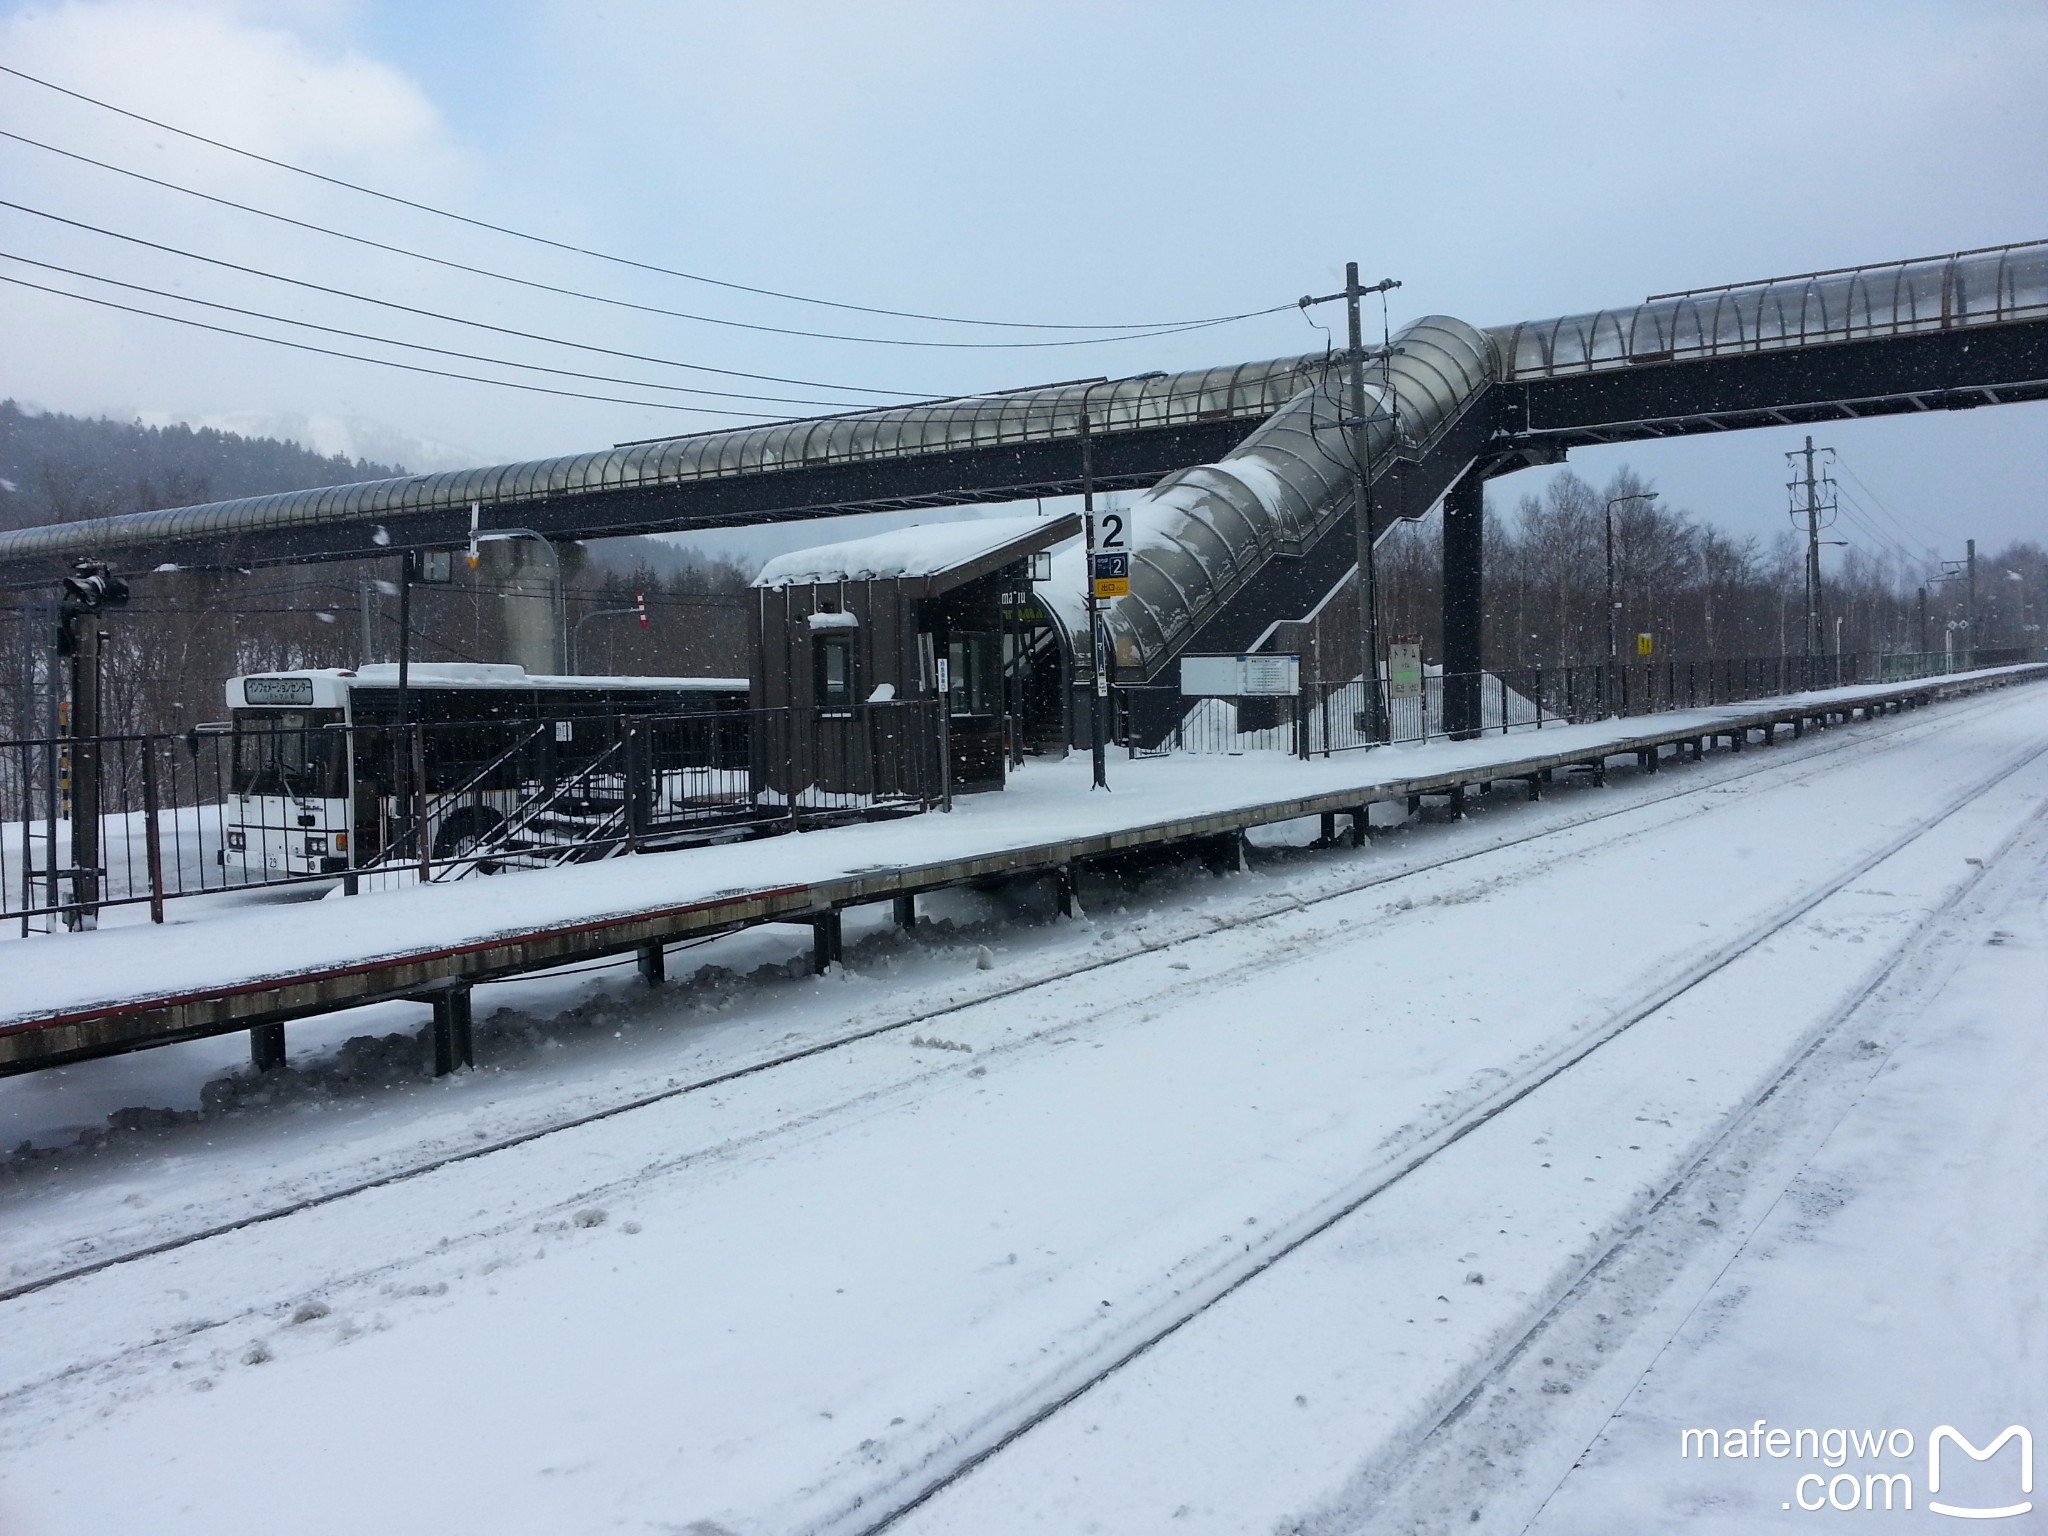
227;664;746;710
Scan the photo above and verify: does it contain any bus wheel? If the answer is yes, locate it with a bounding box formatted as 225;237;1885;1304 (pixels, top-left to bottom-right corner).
433;807;506;873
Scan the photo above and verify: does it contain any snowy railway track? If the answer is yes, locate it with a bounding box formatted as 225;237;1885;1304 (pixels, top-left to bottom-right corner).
0;689;2014;1313
831;724;2048;1536
0;686;1998;1312
7;690;2048;1535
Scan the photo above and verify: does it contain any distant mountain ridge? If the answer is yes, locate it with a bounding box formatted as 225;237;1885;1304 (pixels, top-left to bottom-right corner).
0;400;408;534
134;409;481;478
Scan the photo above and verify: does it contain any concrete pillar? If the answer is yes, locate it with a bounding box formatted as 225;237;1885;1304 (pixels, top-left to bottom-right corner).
484;539;560;676
637;941;666;987
1442;472;1485;740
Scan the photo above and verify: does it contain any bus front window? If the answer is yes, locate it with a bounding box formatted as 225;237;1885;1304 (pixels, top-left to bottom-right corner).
232;710;344;798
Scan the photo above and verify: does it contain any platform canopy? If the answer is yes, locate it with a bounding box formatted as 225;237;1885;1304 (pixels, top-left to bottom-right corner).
752;513;1082;594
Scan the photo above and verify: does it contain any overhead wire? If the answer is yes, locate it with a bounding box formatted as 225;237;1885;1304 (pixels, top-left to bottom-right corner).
0;63;1292;336
1830;453;1946;551
0;264;1318;438
0;197;929;396
0;129;1270;351
0;123;1284;351
0;271;799;418
0;249;889;412
1832;485;1933;576
0;198;1320;423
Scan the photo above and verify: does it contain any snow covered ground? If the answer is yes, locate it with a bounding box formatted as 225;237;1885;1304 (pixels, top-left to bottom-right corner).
2;681;2045;1535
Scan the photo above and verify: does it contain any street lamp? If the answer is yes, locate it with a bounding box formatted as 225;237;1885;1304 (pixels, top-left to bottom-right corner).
1604;491;1657;714
1605;491;1658;667
570;591;649;675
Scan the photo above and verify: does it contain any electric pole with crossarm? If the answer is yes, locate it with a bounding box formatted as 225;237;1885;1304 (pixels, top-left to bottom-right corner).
1300;263;1400;743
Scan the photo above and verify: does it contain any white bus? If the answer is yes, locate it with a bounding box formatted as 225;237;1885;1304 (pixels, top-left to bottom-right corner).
219;663;748;882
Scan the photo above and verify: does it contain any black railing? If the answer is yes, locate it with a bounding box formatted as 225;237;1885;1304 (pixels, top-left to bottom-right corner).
1127;649;2035;759
0;698;943;930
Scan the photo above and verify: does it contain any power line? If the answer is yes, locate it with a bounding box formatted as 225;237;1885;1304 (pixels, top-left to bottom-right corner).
1830;453;1946;550
0;271;785;418
1831;487;1923;573
0;249;883;411
0;62;1293;335
0;129;1266;353
0;269;1316;463
0;197;928;396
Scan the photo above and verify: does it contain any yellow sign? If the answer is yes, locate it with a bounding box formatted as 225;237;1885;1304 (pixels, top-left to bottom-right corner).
1091;551;1130;601
1636;632;1655;656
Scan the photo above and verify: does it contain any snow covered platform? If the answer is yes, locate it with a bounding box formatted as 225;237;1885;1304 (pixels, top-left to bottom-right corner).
3;666;2041;1078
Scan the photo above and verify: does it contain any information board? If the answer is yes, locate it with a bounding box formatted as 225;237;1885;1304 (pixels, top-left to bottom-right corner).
1388;642;1423;701
1179;654;1300;697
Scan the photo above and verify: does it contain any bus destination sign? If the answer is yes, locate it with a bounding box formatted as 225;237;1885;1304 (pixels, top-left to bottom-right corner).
244;676;315;706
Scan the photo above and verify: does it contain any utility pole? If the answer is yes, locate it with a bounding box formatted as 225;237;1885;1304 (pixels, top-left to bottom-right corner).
1936;542;1979;665
1786;436;1835;659
1967;537;1979;641
1300;263;1401;742
1917;585;1929;656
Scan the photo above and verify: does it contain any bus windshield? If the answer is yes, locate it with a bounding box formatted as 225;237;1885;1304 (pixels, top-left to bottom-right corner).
232;709;345;798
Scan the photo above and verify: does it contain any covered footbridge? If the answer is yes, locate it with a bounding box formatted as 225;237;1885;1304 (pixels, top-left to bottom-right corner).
1;240;2043;736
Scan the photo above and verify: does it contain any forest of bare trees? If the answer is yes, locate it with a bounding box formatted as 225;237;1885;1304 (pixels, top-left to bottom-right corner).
1376;467;2044;674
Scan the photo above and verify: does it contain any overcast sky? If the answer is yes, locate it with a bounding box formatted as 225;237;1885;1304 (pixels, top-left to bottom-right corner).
2;0;2043;572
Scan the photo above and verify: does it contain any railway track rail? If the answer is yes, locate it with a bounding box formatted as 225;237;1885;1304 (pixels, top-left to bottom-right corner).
828;722;2048;1536
0;686;2019;1314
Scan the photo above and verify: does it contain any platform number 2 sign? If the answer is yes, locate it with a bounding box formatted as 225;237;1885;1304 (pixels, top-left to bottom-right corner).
1092;513;1130;600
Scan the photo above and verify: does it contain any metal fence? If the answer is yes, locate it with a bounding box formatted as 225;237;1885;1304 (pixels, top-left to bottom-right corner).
1128;649;2036;759
1;698;943;932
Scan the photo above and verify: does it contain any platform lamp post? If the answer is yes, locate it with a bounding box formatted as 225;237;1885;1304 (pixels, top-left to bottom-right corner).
1605;491;1657;714
570;591;650;675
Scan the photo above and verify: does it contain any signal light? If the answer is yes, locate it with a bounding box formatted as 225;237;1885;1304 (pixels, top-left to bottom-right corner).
61;561;128;610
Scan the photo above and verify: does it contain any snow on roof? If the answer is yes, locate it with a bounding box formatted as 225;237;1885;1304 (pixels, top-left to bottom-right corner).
260;664;747;692
752;515;1076;588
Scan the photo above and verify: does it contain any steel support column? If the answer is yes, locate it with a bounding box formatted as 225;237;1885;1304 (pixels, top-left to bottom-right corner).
1442;472;1485;740
430;986;473;1076
811;911;843;973
250;1021;286;1072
